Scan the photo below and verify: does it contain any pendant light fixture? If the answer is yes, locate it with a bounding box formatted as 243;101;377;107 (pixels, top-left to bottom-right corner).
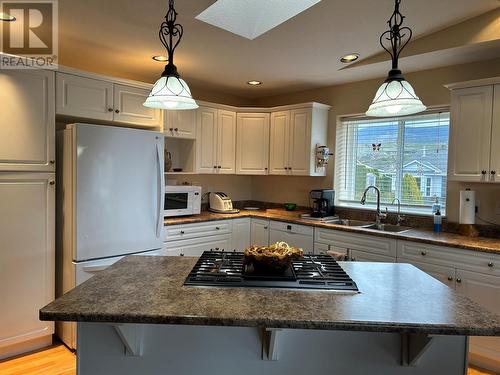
366;0;425;117
144;0;198;110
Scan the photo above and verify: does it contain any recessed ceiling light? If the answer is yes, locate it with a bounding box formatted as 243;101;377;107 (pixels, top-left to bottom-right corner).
152;55;168;62
247;80;263;86
0;12;16;21
340;53;359;63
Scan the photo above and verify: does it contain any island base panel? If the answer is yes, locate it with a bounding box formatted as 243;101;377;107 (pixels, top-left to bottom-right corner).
77;323;468;375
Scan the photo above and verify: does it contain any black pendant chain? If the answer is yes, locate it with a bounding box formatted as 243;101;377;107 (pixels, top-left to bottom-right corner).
159;0;183;77
379;0;412;79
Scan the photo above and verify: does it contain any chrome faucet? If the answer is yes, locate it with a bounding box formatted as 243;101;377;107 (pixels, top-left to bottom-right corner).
360;185;387;228
390;198;405;226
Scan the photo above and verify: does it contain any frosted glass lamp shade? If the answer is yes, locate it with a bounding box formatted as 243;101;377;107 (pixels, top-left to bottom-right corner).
366;79;426;117
144;75;198;110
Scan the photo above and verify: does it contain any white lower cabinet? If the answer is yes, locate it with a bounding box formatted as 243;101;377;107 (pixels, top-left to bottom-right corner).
397;240;500;369
250;218;270;246
0;173;55;359
397;258;456;288
269;221;314;254
314;227;397;261
231;218;251;251
456;269;500;365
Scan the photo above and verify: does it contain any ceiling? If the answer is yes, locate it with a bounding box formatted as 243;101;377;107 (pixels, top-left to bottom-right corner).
58;0;500;99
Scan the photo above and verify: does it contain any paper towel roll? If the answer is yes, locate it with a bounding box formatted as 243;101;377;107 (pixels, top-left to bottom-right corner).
459;190;476;224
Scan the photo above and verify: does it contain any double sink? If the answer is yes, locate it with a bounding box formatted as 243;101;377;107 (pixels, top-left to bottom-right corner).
330;219;412;233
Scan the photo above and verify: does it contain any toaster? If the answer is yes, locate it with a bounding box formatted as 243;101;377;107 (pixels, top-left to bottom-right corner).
208;192;240;214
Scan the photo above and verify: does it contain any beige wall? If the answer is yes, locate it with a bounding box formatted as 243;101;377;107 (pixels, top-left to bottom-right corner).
250;58;500;224
166;174;253;203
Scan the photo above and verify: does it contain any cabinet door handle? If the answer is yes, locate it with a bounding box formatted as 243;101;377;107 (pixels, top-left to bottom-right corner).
488;262;494;268
108;108;113;112
215;226;220;230
179;253;184;256
456;278;462;283
49;160;55;164
174;128;179;132
49;180;55;185
215;247;220;250
447;276;453;281
180;230;185;234
286;225;292;230
263;226;268;230
420;251;427;256
169;128;174;132
115;109;120;113
481;170;487;175
217;166;222;169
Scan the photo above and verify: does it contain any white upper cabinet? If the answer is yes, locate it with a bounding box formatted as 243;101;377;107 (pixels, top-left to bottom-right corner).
196;107;218;173
288;109;312;175
113;84;162;127
56;73;113;121
196;107;236;174
269;111;290;175
236;113;270;175
56;72;162;128
0;69;55;172
269;104;329;176
447;78;500;183
217;110;237;174
490;84;500;183
166;110;196;139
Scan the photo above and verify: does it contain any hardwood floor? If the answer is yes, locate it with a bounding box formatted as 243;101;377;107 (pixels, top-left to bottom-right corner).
0;341;497;375
0;342;75;375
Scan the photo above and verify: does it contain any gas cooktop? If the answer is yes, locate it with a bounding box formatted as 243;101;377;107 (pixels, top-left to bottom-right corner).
184;251;359;292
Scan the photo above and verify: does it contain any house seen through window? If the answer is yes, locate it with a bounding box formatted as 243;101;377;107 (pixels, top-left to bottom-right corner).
335;110;450;214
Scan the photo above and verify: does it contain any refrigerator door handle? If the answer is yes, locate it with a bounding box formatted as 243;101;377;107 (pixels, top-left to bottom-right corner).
155;139;164;238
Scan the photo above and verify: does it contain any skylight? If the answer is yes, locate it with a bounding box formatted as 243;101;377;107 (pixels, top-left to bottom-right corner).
195;0;321;40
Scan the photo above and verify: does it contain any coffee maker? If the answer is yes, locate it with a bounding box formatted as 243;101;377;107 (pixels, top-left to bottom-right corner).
310;189;335;218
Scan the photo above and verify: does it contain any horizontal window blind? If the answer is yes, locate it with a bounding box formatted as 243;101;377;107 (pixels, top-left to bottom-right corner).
335;110;450;214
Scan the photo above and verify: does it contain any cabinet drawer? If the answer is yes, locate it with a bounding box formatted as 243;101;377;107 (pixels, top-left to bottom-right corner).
269;221;313;236
314;228;396;257
397;241;500;277
163;234;232;256
164;220;232;242
350;249;395;263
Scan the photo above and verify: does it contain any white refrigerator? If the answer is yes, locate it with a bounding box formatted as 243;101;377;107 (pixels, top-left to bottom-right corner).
56;123;165;348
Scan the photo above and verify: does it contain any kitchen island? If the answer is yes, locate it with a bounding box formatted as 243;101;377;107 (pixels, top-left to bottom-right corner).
40;255;500;375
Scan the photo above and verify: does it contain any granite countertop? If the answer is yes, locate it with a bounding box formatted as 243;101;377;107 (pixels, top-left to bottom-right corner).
165;209;500;255
40;256;500;336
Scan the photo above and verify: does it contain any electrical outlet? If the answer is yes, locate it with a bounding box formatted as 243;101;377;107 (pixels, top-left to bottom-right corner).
496;201;500;216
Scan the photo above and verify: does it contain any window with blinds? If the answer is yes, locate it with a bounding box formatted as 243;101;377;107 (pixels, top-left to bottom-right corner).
335;110;450;214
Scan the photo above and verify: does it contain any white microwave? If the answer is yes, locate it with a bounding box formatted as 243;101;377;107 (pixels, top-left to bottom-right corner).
164;185;202;217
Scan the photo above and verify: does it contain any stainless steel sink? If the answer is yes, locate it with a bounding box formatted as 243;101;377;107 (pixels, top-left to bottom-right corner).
336;219;375;228
334;218;412;232
364;223;413;233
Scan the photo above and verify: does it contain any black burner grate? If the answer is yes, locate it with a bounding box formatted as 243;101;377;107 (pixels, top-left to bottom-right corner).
184;251;358;291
